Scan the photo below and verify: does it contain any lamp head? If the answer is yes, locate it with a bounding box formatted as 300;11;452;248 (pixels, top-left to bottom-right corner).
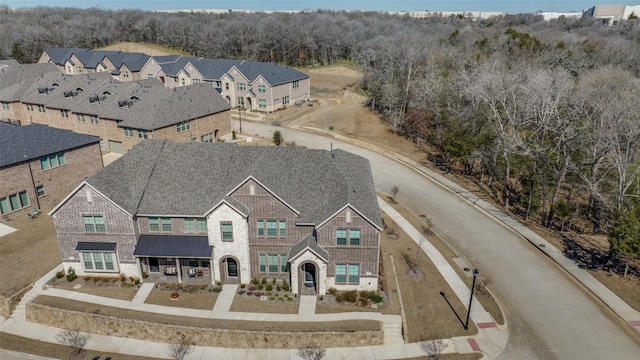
473;269;479;278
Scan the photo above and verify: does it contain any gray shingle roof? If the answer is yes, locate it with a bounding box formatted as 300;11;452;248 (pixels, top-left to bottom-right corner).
86;140;382;228
235;61;308;86
288;234;329;262
41;72;113;110
116;82;231;130
0;122;100;168
134;234;212;257
0;63;59;102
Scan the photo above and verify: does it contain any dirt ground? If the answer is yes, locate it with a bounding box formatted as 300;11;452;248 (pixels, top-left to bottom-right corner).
48;276;139;301
0;206;61;298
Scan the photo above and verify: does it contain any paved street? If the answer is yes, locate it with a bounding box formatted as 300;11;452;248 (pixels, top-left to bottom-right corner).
242;122;640;360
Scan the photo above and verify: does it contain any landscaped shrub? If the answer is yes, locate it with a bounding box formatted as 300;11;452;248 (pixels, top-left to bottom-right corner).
269;296;275;301
266;284;273;291
266;291;272;297
278;297;284;302
251;278;259;285
327;287;337;296
247;291;254;296
272;278;277;284
66;267;77;282
55;271;64;279
336;290;358;303
255;291;264;297
212;286;222;292
359;296;370;307
121;281;132;288
257;283;264;290
142;271;148;279
240;283;246;288
238;290;246;295
248;284;258;291
369;292;384;304
282;281;290;292
359;290;371;299
119;273;126;281
261;277;267;284
276;284;281;291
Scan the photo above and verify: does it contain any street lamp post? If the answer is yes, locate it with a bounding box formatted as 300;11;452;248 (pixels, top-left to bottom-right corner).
238;107;242;134
464;269;479;330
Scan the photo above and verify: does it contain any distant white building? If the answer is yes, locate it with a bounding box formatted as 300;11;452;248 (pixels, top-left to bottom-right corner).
583;4;640;25
539;12;582;21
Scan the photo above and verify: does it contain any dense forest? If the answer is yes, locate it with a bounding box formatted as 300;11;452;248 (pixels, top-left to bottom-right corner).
1;6;638;267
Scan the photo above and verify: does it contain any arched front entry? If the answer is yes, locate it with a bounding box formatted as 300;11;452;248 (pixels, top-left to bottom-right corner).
225;95;231;104
245;97;252;111
220;256;240;284
298;262;317;295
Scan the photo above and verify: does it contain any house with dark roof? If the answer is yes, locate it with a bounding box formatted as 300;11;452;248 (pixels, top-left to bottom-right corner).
1;62;232;154
0;122;103;217
49;140;382;295
39;49;311;113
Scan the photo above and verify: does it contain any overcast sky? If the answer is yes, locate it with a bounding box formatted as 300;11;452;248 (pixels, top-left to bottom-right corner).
1;1;631;13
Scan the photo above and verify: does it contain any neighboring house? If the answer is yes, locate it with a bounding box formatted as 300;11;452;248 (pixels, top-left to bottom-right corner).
39;49;310;113
49;140;383;295
0;122;103;217
0;63;232;154
583;4;640;25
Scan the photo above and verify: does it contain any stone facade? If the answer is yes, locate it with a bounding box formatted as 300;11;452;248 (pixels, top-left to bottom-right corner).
27;300;384;348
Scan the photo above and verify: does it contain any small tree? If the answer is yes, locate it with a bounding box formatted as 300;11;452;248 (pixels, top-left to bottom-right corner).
273;131;283;146
55;329;90;360
419;338;447;360
167;336;194;360
608;199;640;279
297;344;326;360
391;185;399;203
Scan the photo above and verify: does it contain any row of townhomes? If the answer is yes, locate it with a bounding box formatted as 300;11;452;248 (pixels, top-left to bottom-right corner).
0;62;231;154
49;140;383;295
0;121;103;216
38;48;311;112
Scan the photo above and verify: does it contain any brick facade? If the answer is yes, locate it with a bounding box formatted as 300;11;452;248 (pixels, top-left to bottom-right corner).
1;143;103;217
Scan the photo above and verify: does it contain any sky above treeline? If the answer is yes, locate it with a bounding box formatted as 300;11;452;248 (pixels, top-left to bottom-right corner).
2;0;632;13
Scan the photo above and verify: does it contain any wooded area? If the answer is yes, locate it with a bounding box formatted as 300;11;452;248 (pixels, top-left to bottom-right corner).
1;6;638;266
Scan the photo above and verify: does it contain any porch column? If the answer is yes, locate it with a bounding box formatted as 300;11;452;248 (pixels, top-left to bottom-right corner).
176;258;182;283
136;258;143;282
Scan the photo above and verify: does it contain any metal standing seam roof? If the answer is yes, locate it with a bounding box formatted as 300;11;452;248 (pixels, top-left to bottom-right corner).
75;242;117;251
133;235;212;257
86;140;383;229
0;122;100;168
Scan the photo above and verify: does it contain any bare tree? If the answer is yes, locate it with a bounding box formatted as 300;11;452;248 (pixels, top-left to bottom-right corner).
55;329;90;360
391;185;399;203
167;336;194;360
419;338;447;360
297;344;326;360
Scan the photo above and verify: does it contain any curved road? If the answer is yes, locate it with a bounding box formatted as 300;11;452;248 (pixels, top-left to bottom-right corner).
242;121;640;360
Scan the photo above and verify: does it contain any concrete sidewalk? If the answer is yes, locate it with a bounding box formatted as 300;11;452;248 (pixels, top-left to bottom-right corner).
308;125;640;333
0;198;503;359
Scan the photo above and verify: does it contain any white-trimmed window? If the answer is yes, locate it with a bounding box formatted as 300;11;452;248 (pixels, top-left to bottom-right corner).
259;254;288;273
258;99;267;109
185;218;207;233
336;228;360;246
26;104;34;111
237;83;246;90
36;185;45;197
89;115;98;124
149;217;171;232
257;219;286;237
201;133;213;142
282;96;289;105
40;152;66;170
258;85;266;93
82;252;117;272
0;191;29;214
60;109;69;117
38;105;46;112
137;129;148;139
1;102;9;110
123;128;134;137
292;80;299;88
176;121;190;132
335;263;359;284
83;215;105;232
221;222;233;241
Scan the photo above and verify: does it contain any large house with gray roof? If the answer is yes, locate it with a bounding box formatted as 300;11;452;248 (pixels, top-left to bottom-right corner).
39;48;310;113
0;62;231;154
0;122;103;217
49;140;382;295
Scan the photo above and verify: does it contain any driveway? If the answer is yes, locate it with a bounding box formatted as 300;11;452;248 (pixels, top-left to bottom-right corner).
241;121;640;360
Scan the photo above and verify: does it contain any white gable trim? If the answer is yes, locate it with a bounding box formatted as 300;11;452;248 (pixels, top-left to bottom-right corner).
183;62;203;78
289;247;328;263
227;66;249;82
316;204;383;231
251;75;273;87
48;182;133;218
204;199;248;218
226;175;300;215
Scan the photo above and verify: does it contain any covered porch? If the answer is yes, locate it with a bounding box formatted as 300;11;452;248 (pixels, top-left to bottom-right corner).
133;234;214;285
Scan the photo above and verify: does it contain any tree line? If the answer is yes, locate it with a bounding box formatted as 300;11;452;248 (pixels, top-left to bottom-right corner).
1;6;638;267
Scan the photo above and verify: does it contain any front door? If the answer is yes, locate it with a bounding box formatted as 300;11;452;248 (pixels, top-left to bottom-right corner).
149;257;159;273
227;258;238;277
